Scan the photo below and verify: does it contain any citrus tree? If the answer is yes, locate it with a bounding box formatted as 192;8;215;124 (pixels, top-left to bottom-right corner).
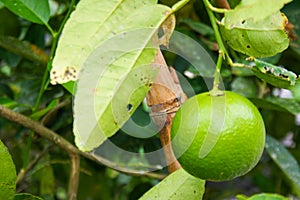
0;0;300;199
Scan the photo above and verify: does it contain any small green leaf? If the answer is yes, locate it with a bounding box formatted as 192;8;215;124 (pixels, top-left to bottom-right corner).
30;99;58;120
237;193;289;200
0;0;50;24
0;140;16;200
224;0;292;29
14;193;43;200
265;135;300;191
220;12;289;58
139;168;205;200
251;59;298;89
0;98;18;109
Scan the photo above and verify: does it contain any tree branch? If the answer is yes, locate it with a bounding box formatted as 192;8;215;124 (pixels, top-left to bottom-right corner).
68;153;80;200
147;50;188;173
0;104;166;180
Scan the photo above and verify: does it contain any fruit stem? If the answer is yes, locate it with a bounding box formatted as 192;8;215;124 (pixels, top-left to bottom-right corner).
211;53;225;95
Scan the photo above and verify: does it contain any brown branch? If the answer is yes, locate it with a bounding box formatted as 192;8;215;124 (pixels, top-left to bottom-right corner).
214;0;230;9
146;50;188;173
68;154;80;200
0;104;166;180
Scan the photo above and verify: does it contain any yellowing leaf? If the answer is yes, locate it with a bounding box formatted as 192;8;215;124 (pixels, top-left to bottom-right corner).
51;0;172;84
69;0;188;151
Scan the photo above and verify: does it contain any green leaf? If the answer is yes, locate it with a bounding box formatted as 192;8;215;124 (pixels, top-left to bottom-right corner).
220;12;289;58
14;193;43;200
62;81;75;95
0;140;16;200
0;98;18;109
265;135;300;191
251;59;298;89
250;97;300;115
265;97;300;115
30;99;58;120
236;193;289;200
0;0;50;24
223;0;292;29
139;168;205;200
51;0;178;84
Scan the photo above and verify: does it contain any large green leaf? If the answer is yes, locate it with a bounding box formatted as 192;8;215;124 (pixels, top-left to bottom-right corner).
265;135;300;191
223;0;292;29
0;140;16;200
139;168;205;200
0;0;50;24
65;0;188;151
220;12;289;58
250;97;300;115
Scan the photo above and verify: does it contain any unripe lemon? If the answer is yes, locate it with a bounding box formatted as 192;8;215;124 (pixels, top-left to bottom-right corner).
171;91;265;181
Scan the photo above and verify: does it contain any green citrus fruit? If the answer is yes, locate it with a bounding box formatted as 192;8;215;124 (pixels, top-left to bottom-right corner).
171;91;265;181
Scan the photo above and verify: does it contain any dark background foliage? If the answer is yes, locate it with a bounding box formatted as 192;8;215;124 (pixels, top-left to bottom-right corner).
0;0;300;199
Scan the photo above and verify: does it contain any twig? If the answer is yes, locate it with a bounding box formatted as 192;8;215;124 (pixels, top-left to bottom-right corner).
147;50;187;173
68;153;80;200
41;98;71;125
0;104;166;180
